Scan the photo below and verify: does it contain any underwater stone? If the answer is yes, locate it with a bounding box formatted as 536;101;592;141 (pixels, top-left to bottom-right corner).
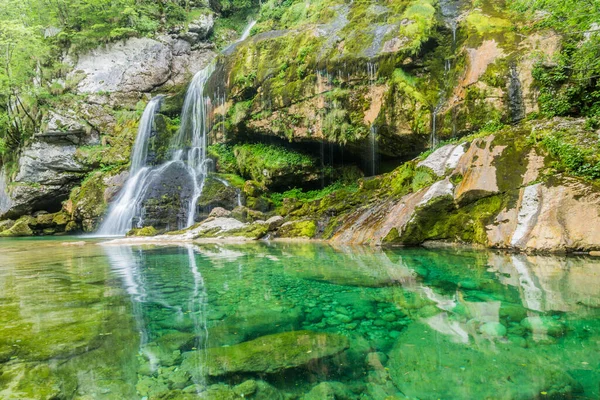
234;380;258;397
303;381;354;400
199;331;349;376
521;316;566;338
206;306;302;347
479;322;507;338
388;322;579;399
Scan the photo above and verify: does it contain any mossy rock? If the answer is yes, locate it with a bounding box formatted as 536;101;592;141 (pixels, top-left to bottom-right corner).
0;218;33;237
226;223;269;239
276;220;317;238
0;219;15;233
187;330;349;376
127;226;158;237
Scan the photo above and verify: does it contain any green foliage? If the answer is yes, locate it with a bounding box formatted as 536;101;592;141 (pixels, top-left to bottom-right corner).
511;0;600;119
270;181;359;207
208;143;238;173
539;133;600;180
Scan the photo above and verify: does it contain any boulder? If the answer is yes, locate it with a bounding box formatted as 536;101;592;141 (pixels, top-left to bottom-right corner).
72;36;215;93
0;218;33;237
186;330;349;376
303;382;354;400
208;207;232;218
187;13;214;39
206;305;302;347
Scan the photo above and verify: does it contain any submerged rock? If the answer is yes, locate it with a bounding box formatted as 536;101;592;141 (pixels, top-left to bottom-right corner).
193;330;349;376
303;381;355;400
388;322;580;399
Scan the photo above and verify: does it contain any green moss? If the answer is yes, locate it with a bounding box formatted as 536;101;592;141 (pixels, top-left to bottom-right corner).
466;11;512;35
208;143;239;174
277;220;317;238
233;143;317;187
127;226;158;237
0;218;33;237
228;223;269;239
396;194;506;246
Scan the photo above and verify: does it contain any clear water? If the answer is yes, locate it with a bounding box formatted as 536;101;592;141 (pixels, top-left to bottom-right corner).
0;239;599;399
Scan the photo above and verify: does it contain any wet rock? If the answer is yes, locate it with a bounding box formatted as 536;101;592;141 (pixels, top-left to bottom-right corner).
196;331;349;376
0;219;15;233
303;381;354;400
196;177;239;219
479;321;507;338
208;207;232;218
0;218;33;237
187;13;214;39
204;384;237;400
139;162;195;230
521;316;566;338
276;220;317;238
234;380;258;397
207;306;302;347
417;143;466;177
453;136;504;204
265;215;284;230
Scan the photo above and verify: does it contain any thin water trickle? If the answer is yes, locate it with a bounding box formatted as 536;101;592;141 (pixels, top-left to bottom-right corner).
367;62;378;176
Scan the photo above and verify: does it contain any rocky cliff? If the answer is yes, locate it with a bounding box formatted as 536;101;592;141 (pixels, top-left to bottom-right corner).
1;0;599;253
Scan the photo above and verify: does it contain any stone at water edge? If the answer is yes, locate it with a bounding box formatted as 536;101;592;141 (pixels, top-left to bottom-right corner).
183;330;349;376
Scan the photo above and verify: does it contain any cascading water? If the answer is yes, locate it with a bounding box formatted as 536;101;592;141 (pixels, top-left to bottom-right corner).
97;20;256;236
174;63;216;228
98;96;164;236
177;20;256;228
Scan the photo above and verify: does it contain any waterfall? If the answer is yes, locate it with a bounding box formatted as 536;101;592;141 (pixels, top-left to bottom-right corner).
173;63;216;228
98;96;164;236
0;168;12;216
431;102;444;148
97;20;257;236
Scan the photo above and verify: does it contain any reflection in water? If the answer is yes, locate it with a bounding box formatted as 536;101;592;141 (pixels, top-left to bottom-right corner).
0;240;599;399
102;243;212;393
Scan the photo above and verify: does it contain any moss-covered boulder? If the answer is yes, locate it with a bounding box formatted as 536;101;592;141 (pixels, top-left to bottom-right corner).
195;175;240;220
276;220;317;238
187;330;349;376
0;218;33;237
0;219;15;233
127;226;158;237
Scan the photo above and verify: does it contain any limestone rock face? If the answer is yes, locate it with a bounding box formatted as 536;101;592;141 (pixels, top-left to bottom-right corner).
329;129;600;252
1;133;94;220
73;36;215;93
16;142;87;185
487;178;600;252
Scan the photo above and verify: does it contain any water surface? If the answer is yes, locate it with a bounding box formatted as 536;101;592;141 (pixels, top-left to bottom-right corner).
0;238;599;399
